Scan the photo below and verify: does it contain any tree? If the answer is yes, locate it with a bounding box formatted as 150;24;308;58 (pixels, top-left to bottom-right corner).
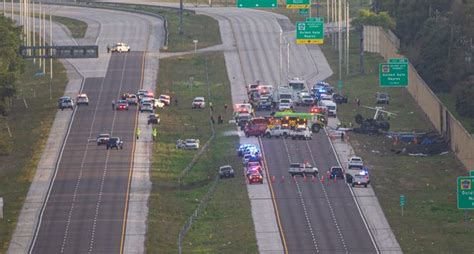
0;16;22;115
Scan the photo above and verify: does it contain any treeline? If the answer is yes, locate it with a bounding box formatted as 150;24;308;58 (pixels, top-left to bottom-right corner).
0;15;23;116
372;0;474;117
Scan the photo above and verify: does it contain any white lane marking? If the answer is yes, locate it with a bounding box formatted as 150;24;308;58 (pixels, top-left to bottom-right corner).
59;67;110;254
88;53;129;253
305;140;348;254
282;138;320;252
323;127;379;253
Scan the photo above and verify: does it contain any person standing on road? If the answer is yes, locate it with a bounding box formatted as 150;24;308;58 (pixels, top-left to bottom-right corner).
341;131;345;141
112;100;115;110
152;128;157;141
136;127;141;140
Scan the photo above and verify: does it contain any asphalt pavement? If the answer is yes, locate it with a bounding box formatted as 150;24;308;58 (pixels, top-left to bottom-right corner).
31;52;144;253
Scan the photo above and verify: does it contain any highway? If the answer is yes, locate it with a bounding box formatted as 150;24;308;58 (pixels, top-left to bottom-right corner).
31;52;144;253
197;8;378;253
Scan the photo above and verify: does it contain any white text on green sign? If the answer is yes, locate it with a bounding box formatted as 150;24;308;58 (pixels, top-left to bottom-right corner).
237;0;277;8
379;63;408;87
457;176;474;209
296;21;324;45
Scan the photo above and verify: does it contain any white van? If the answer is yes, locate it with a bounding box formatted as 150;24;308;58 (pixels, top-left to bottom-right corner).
320;100;337;117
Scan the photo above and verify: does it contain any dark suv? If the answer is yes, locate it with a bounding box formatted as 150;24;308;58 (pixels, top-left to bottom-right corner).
106;137;123;150
219;165;235;179
329;166;344;180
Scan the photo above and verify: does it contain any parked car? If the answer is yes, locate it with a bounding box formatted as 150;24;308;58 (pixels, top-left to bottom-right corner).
329;166;344;180
247;172;263;184
158;94;171;106
375;92;389;104
139;102;154;113
125;93;138;105
110;42;130;53
58;96;74;110
147;114;160;125
192;97;206;108
96;133;110;145
106;137;123;150
219;165;235;179
348;156;364;168
176;139;200;150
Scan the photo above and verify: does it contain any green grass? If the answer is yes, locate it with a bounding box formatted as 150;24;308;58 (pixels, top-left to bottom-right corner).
319;32;474;253
92;3;221;52
52;16;87;39
0;60;68;253
436;93;474;134
147;52;257;253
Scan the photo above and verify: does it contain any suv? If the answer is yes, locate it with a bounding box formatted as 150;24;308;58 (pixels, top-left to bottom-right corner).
348;156;364;168
158;94;171;106
265;125;290;138
329;166;344;180
289;126;312;140
76;93;89;105
58;96;74;110
147;114;160;125
111;42;130;53
106;137;123;150
219;165;235;179
140;102;154;113
96;133;110;146
288;162;319;177
375;92;389;104
192;97;206;108
116;100;129;111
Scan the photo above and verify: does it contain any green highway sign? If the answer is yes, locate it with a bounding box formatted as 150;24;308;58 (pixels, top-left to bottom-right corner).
237;0;277;8
298;8;309;15
457;176;474;209
287;0;309;9
400;195;406;207
379;62;408;87
470;170;474;177
296;19;324;45
389;58;409;64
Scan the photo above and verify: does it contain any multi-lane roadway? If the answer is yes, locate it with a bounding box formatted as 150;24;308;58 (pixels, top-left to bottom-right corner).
31;52;144;253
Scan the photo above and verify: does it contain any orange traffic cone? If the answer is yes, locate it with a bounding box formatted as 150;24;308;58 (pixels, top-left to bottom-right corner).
320;175;325;183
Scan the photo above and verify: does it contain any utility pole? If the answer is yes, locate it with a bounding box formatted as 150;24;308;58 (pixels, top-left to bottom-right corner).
39;2;42;68
326;0;329;21
287;42;290;79
346;0;349;75
279;28;282;86
42;8;45;74
3;0;5;17
49;13;52;100
33;0;35;63
11;0;13;20
179;0;183;35
338;0;342;85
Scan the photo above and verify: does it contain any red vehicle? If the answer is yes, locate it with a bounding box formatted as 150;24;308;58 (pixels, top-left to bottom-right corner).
248;172;263;184
244;123;267;137
246;164;263;176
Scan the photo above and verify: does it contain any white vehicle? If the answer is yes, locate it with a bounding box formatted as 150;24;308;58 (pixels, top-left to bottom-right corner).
273;86;293;104
192;97;206;108
265;125;290;138
320;94;333;102
247;81;261;93
139;102;154;113
278;98;293;111
137;90;149;100
297;92;314;106
158;94;171;106
111;42;130;53
259;85;273;95
234;103;253;114
76;93;89;105
289;125;313;140
176;139;200;150
288;162;319;177
348;156;364;168
320;100;337;117
288;77;306;91
126;94;138;105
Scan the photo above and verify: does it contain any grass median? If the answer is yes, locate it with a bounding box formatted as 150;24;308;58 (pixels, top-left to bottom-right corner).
320;32;473;253
146;52;257;253
0;60;68;252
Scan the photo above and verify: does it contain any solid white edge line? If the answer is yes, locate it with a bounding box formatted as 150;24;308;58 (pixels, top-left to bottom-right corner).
323;126;380;254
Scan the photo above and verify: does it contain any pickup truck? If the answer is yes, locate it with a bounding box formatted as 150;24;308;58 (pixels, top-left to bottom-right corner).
265;125;290;138
346;168;370;187
288;162;319;177
289;126;313;140
348;156;364;168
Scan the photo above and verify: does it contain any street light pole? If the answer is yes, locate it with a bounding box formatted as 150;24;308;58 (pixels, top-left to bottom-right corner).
179;0;183;35
279;28;282;85
338;0;342;85
49;13;52;100
287;42;290;79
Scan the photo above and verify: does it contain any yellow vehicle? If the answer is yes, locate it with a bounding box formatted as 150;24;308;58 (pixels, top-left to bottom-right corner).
273;112;326;133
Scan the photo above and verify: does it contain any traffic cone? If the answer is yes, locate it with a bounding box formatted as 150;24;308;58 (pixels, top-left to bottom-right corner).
272;175;276;183
281;176;285;183
320;175;325;183
334;176;337;183
293;175;296;183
